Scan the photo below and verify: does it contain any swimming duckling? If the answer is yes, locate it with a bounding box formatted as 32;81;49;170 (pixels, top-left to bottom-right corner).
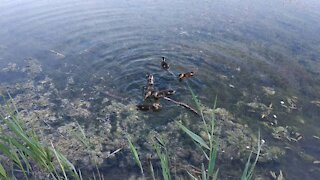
178;71;194;81
161;57;169;70
144;89;155;100
153;89;176;99
151;103;162;111
146;73;154;86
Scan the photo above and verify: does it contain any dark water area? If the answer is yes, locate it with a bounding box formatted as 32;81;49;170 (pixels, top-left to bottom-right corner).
1;0;320;179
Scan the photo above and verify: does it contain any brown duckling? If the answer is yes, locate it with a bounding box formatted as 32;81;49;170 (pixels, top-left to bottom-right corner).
153;89;176;99
144;89;155;100
161;57;169;70
151;103;162;111
178;71;194;81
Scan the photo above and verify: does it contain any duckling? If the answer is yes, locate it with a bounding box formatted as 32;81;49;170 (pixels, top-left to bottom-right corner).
151;103;162;111
153;89;176;99
144;89;155;100
161;57;169;70
146;73;154;86
178;71;194;81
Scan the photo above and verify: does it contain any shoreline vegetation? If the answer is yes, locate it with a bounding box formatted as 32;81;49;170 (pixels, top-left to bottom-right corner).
0;89;263;180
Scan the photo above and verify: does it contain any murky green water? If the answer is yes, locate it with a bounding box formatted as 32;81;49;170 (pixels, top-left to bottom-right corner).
0;0;320;179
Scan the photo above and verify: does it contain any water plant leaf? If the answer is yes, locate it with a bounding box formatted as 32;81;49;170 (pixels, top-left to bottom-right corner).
177;122;209;150
127;137;144;175
149;160;156;180
212;169;219;180
201;163;207;180
153;141;171;180
241;132;262;180
207;144;218;178
186;171;198;180
0;163;8;179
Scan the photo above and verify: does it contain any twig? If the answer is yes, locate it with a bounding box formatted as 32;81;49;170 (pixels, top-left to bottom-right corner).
103;90;128;102
49;50;65;58
163;97;200;116
106;148;122;158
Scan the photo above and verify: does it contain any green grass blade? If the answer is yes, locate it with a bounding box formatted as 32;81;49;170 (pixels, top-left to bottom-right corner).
212;169;219;180
0;163;8;179
149;160;156;180
177;122;209;150
153;140;171;180
186;171;198;180
201;163;207;180
51;142;68;180
127;137;144;175
241;132;262;180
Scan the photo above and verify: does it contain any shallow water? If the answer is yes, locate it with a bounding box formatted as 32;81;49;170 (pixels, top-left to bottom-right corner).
0;0;320;179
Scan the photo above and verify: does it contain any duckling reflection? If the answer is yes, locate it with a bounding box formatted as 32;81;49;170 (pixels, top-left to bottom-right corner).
161;57;169;70
178;71;194;81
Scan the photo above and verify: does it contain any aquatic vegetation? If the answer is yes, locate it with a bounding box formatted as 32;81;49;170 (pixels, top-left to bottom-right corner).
0;97;81;179
0;56;317;179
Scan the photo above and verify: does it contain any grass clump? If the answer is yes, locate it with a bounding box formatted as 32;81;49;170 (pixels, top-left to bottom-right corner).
0;95;82;179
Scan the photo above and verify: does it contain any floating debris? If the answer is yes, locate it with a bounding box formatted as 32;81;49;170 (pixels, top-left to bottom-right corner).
270;170;284;180
311;100;320;107
270;126;302;142
281;96;298;112
313;160;320;164
262;86;276;96
49;49;65;58
246;102;273;119
161;57;169;70
178;71;194;81
313;135;320;140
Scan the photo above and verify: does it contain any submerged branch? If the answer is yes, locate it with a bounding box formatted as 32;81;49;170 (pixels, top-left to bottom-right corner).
163;97;200;116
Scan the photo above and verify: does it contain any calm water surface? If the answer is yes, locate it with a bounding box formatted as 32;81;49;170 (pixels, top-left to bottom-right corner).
0;0;320;179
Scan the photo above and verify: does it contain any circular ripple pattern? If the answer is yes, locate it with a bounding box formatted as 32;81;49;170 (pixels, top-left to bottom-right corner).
0;0;319;103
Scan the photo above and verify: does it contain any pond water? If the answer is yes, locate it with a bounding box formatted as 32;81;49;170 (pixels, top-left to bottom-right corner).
0;0;320;179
